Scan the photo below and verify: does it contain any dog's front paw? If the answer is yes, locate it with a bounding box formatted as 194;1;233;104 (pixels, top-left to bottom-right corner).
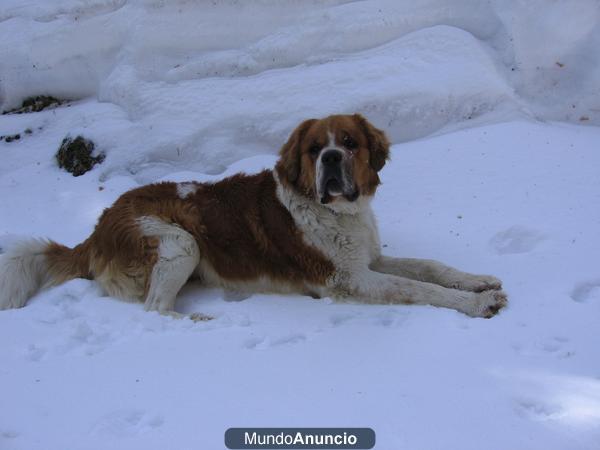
449;274;502;293
467;290;508;318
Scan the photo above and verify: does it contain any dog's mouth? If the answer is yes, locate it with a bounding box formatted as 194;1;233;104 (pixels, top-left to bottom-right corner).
320;176;358;204
326;178;342;196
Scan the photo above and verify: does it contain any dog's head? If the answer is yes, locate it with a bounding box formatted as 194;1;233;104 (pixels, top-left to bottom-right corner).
275;114;390;207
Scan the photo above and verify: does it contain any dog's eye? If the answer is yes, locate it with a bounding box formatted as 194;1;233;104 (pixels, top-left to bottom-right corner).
343;135;357;150
309;144;321;156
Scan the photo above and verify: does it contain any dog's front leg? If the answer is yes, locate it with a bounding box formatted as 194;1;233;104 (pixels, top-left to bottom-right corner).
332;270;506;318
370;256;502;292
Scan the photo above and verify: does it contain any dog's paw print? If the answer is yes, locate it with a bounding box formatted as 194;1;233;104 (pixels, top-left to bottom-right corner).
90;410;164;437
329;312;357;327
541;336;576;359
516;399;562;421
244;333;307;350
1;430;19;440
244;336;268;350
490;226;545;255
271;333;306;346
25;344;47;362
570;280;600;303
374;309;409;327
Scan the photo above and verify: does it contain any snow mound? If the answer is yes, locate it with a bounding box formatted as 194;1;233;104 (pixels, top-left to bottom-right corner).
2;0;599;181
2;0;600;125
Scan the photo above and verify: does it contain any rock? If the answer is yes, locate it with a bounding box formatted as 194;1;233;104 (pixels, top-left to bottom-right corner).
56;136;105;176
3;95;67;114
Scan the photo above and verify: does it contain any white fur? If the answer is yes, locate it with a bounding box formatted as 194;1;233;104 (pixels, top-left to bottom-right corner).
0;239;50;310
275;170;380;283
176;182;198;199
137;217;200;313
274;172;506;317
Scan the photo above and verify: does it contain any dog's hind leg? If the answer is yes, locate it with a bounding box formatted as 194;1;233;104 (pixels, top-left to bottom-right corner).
138;217;209;321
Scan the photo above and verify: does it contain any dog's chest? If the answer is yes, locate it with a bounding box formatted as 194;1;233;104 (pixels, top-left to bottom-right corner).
291;202;380;270
275;175;381;271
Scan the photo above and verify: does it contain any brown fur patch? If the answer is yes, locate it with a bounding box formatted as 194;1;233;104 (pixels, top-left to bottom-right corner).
189;171;334;286
45;241;93;285
353;113;390;172
275;118;317;196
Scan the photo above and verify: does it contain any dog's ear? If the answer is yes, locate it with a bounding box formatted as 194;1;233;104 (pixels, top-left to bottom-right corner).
276;118;316;185
353;114;390;172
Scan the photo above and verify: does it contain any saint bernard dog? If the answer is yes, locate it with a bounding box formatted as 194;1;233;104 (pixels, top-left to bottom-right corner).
0;114;507;319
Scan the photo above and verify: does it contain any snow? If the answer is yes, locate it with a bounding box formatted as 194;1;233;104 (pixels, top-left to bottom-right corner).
1;1;600;449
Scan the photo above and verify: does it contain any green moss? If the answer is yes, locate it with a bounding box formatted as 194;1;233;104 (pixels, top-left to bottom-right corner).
56;136;105;177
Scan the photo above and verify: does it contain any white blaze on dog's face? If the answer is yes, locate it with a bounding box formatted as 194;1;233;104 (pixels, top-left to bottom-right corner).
276;114;390;206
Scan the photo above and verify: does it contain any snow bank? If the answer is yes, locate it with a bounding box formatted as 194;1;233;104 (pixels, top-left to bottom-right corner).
2;0;599;181
2;1;600;123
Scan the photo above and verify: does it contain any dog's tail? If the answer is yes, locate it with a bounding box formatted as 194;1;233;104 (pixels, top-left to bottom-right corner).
0;238;91;310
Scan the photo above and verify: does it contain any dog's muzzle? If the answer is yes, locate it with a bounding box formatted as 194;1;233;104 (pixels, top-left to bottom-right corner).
319;150;358;204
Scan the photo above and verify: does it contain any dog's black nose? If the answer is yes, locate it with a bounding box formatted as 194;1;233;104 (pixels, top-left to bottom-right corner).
321;150;343;166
